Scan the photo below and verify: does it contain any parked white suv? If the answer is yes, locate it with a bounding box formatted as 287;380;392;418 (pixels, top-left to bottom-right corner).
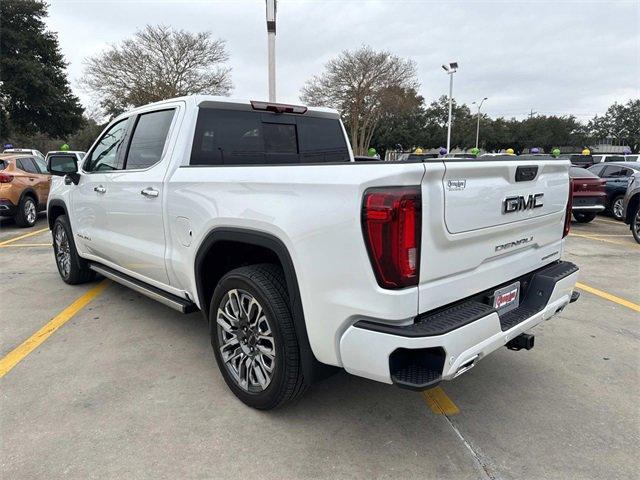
46;96;580;409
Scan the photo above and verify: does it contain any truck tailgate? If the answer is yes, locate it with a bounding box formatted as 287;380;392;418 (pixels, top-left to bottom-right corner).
418;157;571;313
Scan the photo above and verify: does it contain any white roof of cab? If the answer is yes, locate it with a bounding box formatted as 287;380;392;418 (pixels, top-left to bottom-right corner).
122;95;340;119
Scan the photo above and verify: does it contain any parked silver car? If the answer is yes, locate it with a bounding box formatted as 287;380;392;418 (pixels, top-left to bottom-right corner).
622;169;640;243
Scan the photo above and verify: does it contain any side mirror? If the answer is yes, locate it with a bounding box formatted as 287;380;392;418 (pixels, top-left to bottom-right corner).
48;155;80;184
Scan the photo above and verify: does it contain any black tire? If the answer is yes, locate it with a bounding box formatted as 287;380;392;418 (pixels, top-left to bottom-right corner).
14;195;37;227
611;195;625;221
209;263;307;409
572;212;597;223
52;215;96;285
631;206;640;244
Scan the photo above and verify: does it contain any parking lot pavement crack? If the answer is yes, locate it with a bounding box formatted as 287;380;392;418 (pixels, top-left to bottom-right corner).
443;413;501;480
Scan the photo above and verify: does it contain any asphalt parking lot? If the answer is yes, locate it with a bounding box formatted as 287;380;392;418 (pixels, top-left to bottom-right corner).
1;214;638;480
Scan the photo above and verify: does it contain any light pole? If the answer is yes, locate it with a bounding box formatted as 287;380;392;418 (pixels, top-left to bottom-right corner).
265;0;277;101
442;62;458;153
472;97;488;149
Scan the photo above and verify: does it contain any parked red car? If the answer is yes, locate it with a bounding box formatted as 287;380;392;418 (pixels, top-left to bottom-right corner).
569;167;606;223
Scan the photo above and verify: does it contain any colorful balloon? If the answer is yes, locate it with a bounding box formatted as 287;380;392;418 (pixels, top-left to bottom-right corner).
60;143;70;151
530;147;540;154
470;147;480;156
552;148;561;157
439;147;448;155
414;147;423;154
582;148;590;156
367;147;377;157
506;148;515;155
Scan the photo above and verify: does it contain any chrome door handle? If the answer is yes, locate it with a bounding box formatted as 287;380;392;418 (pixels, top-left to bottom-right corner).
94;185;106;194
141;187;159;198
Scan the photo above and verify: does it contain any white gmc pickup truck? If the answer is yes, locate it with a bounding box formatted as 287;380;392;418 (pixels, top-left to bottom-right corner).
47;96;580;409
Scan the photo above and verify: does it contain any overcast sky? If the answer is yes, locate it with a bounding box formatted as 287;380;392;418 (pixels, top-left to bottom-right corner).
46;0;639;121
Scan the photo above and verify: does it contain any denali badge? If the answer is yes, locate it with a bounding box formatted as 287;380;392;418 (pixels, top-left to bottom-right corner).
503;193;544;213
495;236;533;252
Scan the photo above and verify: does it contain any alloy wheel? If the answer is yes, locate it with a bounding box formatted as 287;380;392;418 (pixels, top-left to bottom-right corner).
613;198;624;220
54;224;71;278
216;289;276;393
24;199;36;225
634;209;640;239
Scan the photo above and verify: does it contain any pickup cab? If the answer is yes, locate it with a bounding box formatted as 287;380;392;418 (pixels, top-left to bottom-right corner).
47;96;580;409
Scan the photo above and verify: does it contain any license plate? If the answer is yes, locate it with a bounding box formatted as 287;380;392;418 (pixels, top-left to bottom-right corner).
493;282;520;314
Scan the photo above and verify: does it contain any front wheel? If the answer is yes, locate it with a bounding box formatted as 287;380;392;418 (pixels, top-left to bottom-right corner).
573;212;597;223
631;206;640;244
611;195;625;220
52;215;96;285
209;264;307;409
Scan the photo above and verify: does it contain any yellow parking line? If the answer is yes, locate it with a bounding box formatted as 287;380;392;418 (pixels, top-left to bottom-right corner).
0;280;110;378
0;227;49;247
569;233;632;246
576;282;640;313
0;243;52;248
422;387;460;415
594;217;624;226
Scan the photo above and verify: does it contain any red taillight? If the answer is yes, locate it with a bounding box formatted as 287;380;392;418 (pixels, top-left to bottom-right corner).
362;186;421;289
0;173;14;183
250;100;307;114
563;178;574;238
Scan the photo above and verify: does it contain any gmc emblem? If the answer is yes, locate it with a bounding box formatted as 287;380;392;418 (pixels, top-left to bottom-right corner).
503;193;544;213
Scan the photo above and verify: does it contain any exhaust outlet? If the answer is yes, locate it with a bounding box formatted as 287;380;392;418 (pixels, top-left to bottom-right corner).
506;333;534;351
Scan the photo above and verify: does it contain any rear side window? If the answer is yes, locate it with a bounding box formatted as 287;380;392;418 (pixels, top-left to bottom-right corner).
0;160;5;170
190;109;349;166
604;156;624;163
17;158;38;173
602;166;624;177
125;109;175;170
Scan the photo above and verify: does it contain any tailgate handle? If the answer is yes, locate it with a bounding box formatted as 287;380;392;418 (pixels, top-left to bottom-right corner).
516;165;538;182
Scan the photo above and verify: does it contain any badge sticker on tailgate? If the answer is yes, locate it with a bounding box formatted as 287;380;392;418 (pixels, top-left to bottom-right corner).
493;282;520;314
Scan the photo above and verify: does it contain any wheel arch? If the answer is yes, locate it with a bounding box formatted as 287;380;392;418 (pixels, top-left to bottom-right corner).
625;192;639;223
47;199;69;230
194;227;336;383
19;187;39;206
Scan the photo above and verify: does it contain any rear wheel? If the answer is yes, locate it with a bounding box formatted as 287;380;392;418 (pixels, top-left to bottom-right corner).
15;196;37;227
209;264;307;409
52;215;96;284
573;212;596;223
611;195;625;220
632;206;640;244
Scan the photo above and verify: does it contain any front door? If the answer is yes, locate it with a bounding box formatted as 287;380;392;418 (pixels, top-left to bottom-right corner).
74;108;178;285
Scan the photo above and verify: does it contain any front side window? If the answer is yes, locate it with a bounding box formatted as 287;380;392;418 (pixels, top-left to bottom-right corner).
125;109;175;170
84;118;129;172
33;157;47;173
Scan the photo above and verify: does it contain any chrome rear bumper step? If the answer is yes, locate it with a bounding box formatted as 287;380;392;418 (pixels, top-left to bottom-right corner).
89;263;198;314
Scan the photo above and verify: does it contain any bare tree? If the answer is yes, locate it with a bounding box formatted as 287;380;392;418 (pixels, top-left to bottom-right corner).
300;46;418;155
82;25;232;117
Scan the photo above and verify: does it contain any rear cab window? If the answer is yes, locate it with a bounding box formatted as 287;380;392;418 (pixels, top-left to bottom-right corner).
190;108;349;166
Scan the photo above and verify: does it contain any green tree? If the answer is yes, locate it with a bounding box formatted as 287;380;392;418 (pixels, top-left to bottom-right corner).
588;99;640;153
0;0;83;139
370;89;427;155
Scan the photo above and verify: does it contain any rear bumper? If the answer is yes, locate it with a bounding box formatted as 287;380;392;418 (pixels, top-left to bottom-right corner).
339;261;579;389
572;195;606;213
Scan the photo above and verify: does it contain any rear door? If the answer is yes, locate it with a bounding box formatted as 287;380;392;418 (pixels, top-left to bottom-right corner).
418;157;570;312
